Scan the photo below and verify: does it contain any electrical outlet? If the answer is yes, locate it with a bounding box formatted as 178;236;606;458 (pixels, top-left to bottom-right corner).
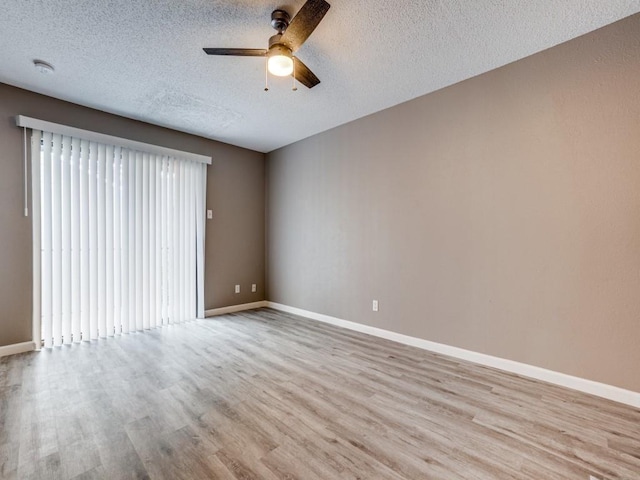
234;285;240;294
207;209;213;219
372;300;379;312
251;284;257;293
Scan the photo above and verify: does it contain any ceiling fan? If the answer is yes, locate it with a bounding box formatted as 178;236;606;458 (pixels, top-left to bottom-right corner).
203;0;330;90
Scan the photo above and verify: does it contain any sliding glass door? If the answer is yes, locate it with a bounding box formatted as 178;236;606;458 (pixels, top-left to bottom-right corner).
31;128;206;347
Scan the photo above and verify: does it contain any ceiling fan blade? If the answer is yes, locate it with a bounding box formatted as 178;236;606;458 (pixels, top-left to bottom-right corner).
293;57;320;88
203;48;267;56
281;0;330;52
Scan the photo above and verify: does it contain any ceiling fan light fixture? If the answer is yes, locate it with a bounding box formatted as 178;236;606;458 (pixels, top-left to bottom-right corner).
267;45;294;76
268;54;294;76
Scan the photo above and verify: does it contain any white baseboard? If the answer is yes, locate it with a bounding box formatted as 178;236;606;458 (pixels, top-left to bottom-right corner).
205;301;268;317
266;302;640;409
0;341;36;358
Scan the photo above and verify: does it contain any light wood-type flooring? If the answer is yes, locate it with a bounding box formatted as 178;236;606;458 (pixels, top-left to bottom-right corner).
1;308;639;479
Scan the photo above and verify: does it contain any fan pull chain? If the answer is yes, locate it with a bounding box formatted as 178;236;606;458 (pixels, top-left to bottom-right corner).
292;58;298;91
264;58;269;91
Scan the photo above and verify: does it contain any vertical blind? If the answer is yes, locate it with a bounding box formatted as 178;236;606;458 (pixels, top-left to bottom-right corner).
31;129;207;347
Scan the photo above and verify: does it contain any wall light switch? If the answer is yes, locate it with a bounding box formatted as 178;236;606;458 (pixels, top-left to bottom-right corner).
235;285;240;294
207;210;213;219
251;284;257;293
372;300;379;312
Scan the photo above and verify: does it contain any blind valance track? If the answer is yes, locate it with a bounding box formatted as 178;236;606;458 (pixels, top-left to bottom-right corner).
16;115;212;164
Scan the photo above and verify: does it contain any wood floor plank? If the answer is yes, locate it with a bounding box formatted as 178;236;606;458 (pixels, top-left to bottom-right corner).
1;307;639;479
0;441;19;480
93;431;150;480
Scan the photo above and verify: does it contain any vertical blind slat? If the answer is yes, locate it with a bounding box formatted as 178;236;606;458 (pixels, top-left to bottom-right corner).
41;131;53;348
88;142;99;339
197;163;207;318
148;156;157;329
188;164;195;319
160;158;169;324
97;144;107;338
51;134;63;346
105;145;115;337
141;153;150;330
121;149;131;334
32;131;43;347
155;159;163;325
134;152;143;331
179;161;187;322
167;159;175;323
173;160;181;323
70;137;82;342
61;136;73;345
128;150;137;334
113;146;122;335
80;140;91;340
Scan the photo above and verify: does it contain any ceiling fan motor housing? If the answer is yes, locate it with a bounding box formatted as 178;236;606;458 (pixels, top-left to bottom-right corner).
271;10;291;33
268;43;293;58
269;34;286;49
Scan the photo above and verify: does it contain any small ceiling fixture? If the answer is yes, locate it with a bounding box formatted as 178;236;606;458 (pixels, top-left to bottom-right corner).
267;45;293;77
203;0;330;91
33;60;54;74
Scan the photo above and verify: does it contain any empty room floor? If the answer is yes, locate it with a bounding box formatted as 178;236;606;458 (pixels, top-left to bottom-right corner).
1;308;639;479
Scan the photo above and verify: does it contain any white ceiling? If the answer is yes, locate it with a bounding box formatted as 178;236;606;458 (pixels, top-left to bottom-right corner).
1;1;638;153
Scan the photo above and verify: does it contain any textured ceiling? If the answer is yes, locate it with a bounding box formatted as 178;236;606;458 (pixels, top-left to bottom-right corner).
1;1;638;153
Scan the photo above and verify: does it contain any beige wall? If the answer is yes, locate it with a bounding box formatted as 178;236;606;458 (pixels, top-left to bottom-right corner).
0;83;265;347
266;14;640;392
